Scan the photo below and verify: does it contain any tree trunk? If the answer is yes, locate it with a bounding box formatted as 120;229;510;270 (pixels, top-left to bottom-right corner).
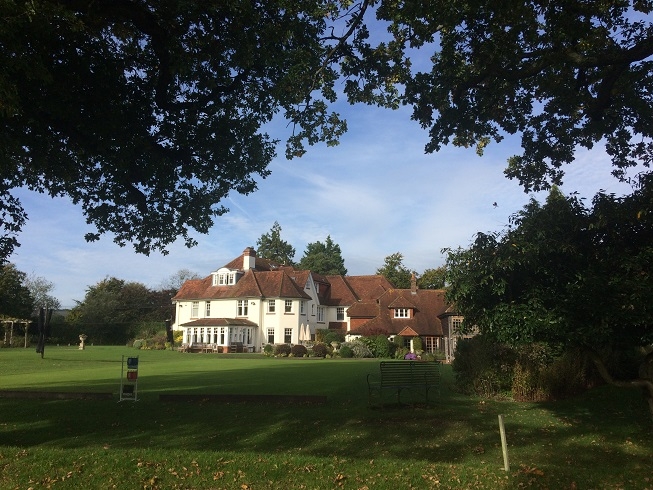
588;349;653;421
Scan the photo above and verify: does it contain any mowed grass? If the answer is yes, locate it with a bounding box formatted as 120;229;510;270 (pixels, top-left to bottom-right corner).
0;347;651;489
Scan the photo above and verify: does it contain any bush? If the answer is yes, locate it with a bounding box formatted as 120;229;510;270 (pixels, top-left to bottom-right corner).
324;331;345;346
452;336;515;397
311;342;329;358
393;335;404;347
315;329;328;343
372;335;392;358
342;340;373;358
339;344;353;358
394;346;409;359
421;352;436;362
132;339;144;349
173;331;183;344
454;337;600;400
274;344;291;356
263;344;274;356
412;336;423;352
291;344;308;357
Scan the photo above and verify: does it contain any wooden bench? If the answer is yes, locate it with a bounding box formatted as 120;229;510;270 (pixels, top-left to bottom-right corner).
367;360;441;407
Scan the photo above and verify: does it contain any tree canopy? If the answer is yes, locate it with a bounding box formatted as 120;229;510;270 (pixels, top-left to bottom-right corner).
68;277;173;345
444;176;653;414
0;263;34;319
376;252;413;289
256;221;295;266
2;1;652;261
24;273;61;312
417;267;447;290
297;235;347;275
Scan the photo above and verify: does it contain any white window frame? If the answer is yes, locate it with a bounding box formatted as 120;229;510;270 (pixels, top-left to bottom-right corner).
205;301;211;317
336;307;345;321
191;301;199;318
267;328;275;344
300;301;306;315
394;308;409;318
284;328;292;343
267;299;276;313
237;300;248;317
284;299;292;313
317;306;325;323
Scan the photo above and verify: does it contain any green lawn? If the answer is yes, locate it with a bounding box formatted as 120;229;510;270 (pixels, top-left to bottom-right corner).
0;346;651;489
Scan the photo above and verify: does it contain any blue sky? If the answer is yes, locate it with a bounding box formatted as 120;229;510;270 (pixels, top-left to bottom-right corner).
12;99;638;309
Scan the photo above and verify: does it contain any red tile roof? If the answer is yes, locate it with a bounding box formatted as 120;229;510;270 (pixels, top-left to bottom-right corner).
349;289;450;337
172;250;392;304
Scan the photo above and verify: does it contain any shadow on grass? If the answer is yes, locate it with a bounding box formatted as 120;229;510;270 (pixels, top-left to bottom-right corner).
1;365;651;482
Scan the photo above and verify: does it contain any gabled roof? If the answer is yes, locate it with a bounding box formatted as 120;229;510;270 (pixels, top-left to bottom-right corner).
349;289;450;337
172;249;393;304
172;269;312;301
220;251;279;272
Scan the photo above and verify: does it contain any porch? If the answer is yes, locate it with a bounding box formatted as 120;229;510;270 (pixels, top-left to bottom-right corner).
179;318;258;353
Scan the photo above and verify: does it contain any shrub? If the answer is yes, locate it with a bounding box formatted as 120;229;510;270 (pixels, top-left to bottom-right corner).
394;346;409;359
412;336;423;352
311;342;329;358
343;340;373;358
454;337;600;400
315;329;328;343
393;335;404;347
421;352;436;362
452;336;515;397
372;335;392;358
339;344;353;358
291;344;308;357
132;339;144;349
173;331;183;344
274;344;291;356
324;331;345;346
263;344;274;356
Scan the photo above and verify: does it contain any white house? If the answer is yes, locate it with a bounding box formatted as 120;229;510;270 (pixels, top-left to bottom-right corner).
172;247;463;357
172;247;393;352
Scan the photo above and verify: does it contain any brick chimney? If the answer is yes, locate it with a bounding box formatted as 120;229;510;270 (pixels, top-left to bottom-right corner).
243;247;256;270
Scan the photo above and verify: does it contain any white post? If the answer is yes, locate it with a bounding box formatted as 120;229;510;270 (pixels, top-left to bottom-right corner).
498;414;510;472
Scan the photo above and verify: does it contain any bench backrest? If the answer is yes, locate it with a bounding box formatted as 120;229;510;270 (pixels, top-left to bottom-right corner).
379;361;440;386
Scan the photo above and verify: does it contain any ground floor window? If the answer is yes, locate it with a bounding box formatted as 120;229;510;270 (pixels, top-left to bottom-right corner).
267;328;274;344
284;328;292;344
424;336;441;353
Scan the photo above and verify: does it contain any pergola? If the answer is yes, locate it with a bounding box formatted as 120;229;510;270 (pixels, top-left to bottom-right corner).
1;316;33;348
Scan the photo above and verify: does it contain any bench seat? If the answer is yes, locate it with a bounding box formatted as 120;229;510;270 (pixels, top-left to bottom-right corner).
367;360;441;407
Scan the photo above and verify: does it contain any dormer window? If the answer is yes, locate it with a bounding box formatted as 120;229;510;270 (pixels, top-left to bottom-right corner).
394;308;409;318
215;270;238;286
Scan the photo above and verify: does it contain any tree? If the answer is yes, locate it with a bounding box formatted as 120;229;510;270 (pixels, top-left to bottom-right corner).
24;274;61;312
297;235;347;275
418;267;447;290
444;178;653;416
0;263;34;319
3;1;652;262
67;277;166;345
0;1;357;262
362;1;653;191
159;269;200;292
376;252;413;289
256;222;295;265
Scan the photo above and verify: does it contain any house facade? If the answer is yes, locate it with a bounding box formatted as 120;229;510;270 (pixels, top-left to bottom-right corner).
172;247;462;357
